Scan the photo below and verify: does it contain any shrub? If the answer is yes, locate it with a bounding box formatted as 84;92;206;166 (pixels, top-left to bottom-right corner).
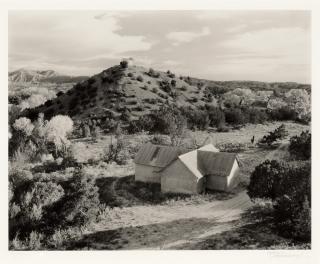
152;87;158;93
259;124;288;146
44;100;53;107
180;107;209;130
270;106;298;121
148;68;155;75
127;115;155;134
60;169;100;226
44;108;55;120
22;181;65;221
68;97;79;110
160;82;172;93
56;91;64;97
207;106;225;127
224;108;245;125
289;131;311;160
127;72;133;78
243;108;268;124
248;160;311;242
152;105;188;146
103;135;129;165
120;60;128;68
137;75;144;82
180;86;187;91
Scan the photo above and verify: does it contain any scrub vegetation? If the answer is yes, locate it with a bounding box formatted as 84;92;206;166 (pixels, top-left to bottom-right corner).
8;62;311;250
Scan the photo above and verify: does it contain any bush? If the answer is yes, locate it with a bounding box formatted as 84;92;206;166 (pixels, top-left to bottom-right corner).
180;107;209;130
243;108;268;124
44;100;53;107
68;97;79;110
180;86;187;91
147;68;160;78
127;72;133;78
120;60;128;68
59;170;100;226
270;106;298;121
224;108;245;126
289;131;311;160
56;91;64;97
259;124;288;146
247;160;311;242
152;87;158;93
207;106;225;128
137;75;144;82
103;135;129;165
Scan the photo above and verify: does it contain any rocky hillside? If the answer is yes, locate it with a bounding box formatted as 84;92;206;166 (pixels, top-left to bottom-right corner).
9;69;88;84
22;63;311;124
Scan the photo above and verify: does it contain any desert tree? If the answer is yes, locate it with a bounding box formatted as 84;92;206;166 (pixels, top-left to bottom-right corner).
284;89;310;122
44;115;73;156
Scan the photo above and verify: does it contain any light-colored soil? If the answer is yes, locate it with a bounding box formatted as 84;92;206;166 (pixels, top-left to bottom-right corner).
65;121;309;250
68;191;252;250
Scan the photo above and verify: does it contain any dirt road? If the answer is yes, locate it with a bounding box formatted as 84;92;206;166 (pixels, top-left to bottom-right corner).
76;191;253;250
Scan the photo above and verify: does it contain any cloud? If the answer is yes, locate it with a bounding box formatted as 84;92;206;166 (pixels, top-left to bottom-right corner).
166;26;211;46
9;11;310;83
9;11;153;74
221;27;310;65
226;24;248;33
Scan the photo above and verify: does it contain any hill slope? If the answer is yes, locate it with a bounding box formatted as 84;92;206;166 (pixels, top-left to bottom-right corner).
22;64;311;124
23;64;212;121
9;69;88;84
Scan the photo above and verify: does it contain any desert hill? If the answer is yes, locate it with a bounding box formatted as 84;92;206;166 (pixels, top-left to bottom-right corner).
23;64;209;122
22;63;311;125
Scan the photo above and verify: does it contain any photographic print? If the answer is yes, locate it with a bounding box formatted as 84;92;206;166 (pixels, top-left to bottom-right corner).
8;10;311;250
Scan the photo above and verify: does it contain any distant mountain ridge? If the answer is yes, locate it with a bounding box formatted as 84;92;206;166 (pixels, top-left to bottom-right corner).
9;69;89;84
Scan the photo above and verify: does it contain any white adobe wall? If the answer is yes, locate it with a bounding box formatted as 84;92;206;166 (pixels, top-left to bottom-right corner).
206;174;227;191
161;159;201;194
226;160;240;190
206;160;239;192
135;164;161;183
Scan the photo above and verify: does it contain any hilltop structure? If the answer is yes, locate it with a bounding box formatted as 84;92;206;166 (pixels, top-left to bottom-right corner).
134;143;239;194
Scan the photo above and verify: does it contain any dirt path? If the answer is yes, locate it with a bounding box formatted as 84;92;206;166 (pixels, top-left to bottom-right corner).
80;191;253;249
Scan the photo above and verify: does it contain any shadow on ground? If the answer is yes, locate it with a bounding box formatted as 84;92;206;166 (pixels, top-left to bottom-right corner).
96;175;239;207
172;205;311;250
65;218;218;250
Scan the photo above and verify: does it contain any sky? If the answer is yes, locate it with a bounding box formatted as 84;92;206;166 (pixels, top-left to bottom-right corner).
8;10;311;83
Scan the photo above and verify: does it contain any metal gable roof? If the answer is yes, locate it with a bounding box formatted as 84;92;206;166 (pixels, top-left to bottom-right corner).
197;151;238;177
134;143;187;168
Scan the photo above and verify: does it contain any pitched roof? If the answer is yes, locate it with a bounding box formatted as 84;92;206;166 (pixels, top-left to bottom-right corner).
134;143;187;168
197;151;238;177
177;144;220;179
178;149;203;179
198;144;220;152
